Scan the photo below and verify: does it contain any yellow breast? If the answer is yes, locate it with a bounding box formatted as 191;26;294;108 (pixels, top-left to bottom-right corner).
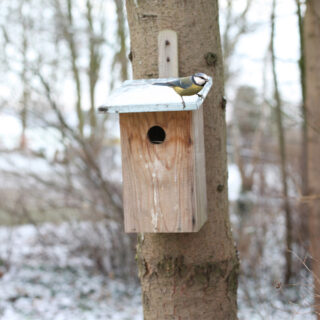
173;84;203;96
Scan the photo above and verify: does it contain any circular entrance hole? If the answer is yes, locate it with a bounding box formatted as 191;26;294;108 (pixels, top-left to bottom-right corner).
147;126;166;144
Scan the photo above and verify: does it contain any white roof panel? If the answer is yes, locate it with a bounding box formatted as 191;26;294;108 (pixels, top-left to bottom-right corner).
98;77;213;113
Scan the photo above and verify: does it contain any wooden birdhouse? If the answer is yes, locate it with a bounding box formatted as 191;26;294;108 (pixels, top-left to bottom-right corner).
98;76;212;233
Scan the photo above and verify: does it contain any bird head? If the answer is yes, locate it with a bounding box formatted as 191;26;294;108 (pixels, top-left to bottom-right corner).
192;73;209;86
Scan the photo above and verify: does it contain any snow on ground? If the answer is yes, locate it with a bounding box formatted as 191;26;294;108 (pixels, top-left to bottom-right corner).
0;164;316;319
237;212;315;320
0;219;316;320
0;224;142;320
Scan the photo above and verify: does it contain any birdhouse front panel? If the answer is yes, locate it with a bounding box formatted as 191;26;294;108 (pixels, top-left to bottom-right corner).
120;109;207;233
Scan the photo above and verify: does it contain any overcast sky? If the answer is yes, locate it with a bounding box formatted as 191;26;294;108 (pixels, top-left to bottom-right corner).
221;0;301;120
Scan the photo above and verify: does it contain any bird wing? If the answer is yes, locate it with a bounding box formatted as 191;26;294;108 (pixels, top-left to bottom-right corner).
167;77;191;89
153;76;191;89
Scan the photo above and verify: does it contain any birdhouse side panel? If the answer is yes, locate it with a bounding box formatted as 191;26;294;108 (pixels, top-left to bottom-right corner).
119;111;196;232
192;106;208;231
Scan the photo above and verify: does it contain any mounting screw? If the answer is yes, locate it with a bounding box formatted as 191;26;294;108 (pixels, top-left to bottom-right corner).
165;40;170;46
204;52;217;66
166;57;170;62
217;184;224;192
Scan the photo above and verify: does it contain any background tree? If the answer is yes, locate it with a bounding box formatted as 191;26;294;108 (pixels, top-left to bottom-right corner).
270;0;292;284
305;0;320;317
232;85;262;193
112;0;129;87
295;0;309;253
221;0;253;84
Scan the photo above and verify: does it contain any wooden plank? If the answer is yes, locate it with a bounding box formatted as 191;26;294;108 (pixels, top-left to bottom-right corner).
158;30;178;78
192;105;208;230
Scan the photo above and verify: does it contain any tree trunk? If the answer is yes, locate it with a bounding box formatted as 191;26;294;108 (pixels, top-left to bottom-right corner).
270;0;292;284
125;1;238;319
66;0;84;136
305;1;320;318
296;0;309;259
114;0;128;83
86;0;98;134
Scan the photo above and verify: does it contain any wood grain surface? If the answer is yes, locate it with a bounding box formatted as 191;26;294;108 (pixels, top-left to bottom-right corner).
158;30;178;78
120;109;207;232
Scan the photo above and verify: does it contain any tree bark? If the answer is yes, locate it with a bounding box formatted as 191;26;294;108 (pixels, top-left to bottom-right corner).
296;0;309;259
125;1;238;319
86;0;98;134
114;0;128;84
305;1;320;318
66;0;84;136
20;19;29;151
270;0;292;284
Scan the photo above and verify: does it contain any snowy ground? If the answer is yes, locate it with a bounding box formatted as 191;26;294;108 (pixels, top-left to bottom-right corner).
236;211;315;320
0;163;316;319
0;221;316;320
0;224;142;320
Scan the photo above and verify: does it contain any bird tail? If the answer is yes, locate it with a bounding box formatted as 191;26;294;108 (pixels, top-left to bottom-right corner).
153;82;174;87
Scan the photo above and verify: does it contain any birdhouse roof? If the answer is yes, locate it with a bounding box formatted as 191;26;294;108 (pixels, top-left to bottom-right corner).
98;77;212;113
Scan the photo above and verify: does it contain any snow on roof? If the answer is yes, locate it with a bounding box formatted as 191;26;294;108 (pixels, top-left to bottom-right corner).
98;77;213;113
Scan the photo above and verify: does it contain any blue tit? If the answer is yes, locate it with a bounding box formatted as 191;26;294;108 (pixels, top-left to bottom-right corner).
153;72;210;108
